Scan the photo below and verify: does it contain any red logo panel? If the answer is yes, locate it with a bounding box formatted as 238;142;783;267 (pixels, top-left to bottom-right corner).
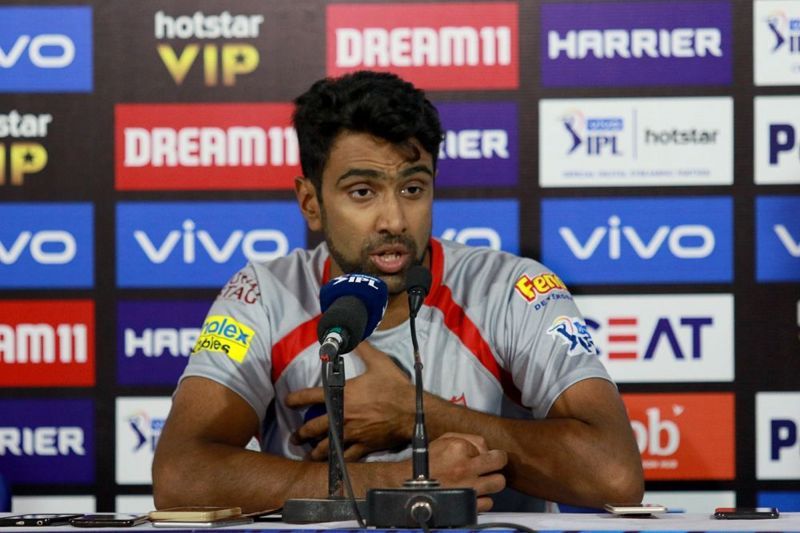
115;103;299;190
327;3;519;90
0;300;95;387
623;393;735;480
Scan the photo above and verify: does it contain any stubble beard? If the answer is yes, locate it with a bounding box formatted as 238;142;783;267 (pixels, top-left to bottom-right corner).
322;213;428;295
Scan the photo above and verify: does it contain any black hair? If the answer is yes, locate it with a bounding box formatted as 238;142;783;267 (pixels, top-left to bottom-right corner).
292;70;443;196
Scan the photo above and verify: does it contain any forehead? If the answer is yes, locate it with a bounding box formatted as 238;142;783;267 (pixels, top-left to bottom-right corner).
322;131;433;180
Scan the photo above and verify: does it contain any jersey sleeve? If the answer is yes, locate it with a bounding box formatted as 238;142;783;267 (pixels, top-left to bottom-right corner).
495;262;612;419
179;263;275;427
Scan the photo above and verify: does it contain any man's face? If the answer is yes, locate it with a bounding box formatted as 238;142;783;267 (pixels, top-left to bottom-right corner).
314;131;434;294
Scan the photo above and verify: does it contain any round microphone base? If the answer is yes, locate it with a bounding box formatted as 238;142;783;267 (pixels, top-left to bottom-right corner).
366;486;476;528
282;497;367;524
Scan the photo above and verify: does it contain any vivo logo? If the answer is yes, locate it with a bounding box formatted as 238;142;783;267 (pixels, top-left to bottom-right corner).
560;215;715;260
134;219;288;264
0;34;75;69
0;230;77;265
775;224;800;257
440;227;501;250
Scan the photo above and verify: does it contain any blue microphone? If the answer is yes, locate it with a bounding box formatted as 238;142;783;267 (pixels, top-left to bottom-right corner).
318;273;388;360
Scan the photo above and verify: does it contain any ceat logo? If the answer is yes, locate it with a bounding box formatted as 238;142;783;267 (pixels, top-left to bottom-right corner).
577;294;734;383
115;103;298;190
624;393;735;480
327;2;518;90
0;300;95;387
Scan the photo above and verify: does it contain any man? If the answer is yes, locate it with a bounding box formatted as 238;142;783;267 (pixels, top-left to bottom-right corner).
152;71;643;513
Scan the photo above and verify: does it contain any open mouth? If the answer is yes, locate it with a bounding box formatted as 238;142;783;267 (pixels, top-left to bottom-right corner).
369;246;410;274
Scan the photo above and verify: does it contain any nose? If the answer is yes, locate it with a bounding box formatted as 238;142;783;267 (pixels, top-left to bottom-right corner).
375;192;407;235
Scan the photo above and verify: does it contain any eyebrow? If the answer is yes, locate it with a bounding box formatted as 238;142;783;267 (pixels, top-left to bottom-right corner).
336;164;434;184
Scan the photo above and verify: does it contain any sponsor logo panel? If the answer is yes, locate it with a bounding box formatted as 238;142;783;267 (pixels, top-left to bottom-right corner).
756;392;800;480
754;1;800;86
117;300;209;386
115;103;298;190
0;6;93;93
116;397;171;485
0;300;95;387
327;3;519;90
541;197;732;284
154;9;264;87
756;196;800;282
755;96;800;184
11;495;95;514
433;199;518;254
540;97;733;187
116;202;305;288
0;203;93;288
0;109;52;188
758;491;800;512
541;1;732;87
623;393;735;480
576;294;734;383
0;399;94;484
436;102;518;187
643;490;736;513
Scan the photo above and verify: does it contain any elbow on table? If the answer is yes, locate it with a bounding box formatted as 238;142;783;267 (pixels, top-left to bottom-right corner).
601;458;644;504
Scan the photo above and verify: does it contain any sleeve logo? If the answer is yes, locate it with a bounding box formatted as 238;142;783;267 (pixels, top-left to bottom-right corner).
514;272;566;303
192;315;254;363
547;316;598;356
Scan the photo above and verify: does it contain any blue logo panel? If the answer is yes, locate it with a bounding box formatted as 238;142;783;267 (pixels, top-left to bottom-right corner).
433;199;518;254
541;197;732;284
116;202;306;288
117;300;211;386
0;6;93;92
758;491;800;512
0;203;94;288
0;399;94;484
756;196;800;282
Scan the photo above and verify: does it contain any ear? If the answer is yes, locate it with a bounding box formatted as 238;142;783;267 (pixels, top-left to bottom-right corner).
295;177;322;232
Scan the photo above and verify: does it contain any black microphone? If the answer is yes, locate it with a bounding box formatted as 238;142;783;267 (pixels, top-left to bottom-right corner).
405;265;433;480
317;273;389;360
406;264;432;319
317;296;368;361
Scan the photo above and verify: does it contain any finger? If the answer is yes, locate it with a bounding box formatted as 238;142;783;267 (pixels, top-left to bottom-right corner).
470;449;508;475
291;415;329;444
309;438;330;461
438;432;489;454
476;496;495;513
343;443;369;461
285;387;325;408
473;472;506;499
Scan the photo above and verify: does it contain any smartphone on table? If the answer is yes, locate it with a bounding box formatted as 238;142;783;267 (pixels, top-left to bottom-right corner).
604;503;667;515
70;513;149;527
714;507;780;519
0;514;82;527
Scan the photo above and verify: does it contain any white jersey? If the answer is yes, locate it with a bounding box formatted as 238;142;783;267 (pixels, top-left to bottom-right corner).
183;238;610;459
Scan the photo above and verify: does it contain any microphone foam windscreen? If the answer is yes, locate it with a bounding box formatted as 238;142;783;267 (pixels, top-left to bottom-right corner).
405;264;432;295
317;295;368;353
320;273;388;339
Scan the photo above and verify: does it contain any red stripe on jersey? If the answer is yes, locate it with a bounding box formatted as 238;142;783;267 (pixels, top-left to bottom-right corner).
425;241;516;396
271;316;320;382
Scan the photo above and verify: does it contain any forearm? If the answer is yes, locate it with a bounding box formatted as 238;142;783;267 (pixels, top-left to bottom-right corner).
422;391;643;507
152;440;406;512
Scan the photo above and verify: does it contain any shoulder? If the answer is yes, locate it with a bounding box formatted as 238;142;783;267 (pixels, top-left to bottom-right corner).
437;239;568;305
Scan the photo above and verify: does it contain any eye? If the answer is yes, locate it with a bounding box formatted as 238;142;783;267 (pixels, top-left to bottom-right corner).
401;184;426;197
349;186;374;200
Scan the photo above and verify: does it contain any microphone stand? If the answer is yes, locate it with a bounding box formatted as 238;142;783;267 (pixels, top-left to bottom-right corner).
365;302;476;528
282;350;367;523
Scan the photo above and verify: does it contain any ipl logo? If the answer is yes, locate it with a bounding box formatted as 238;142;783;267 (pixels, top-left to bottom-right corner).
561;110;623;157
767;11;800;54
